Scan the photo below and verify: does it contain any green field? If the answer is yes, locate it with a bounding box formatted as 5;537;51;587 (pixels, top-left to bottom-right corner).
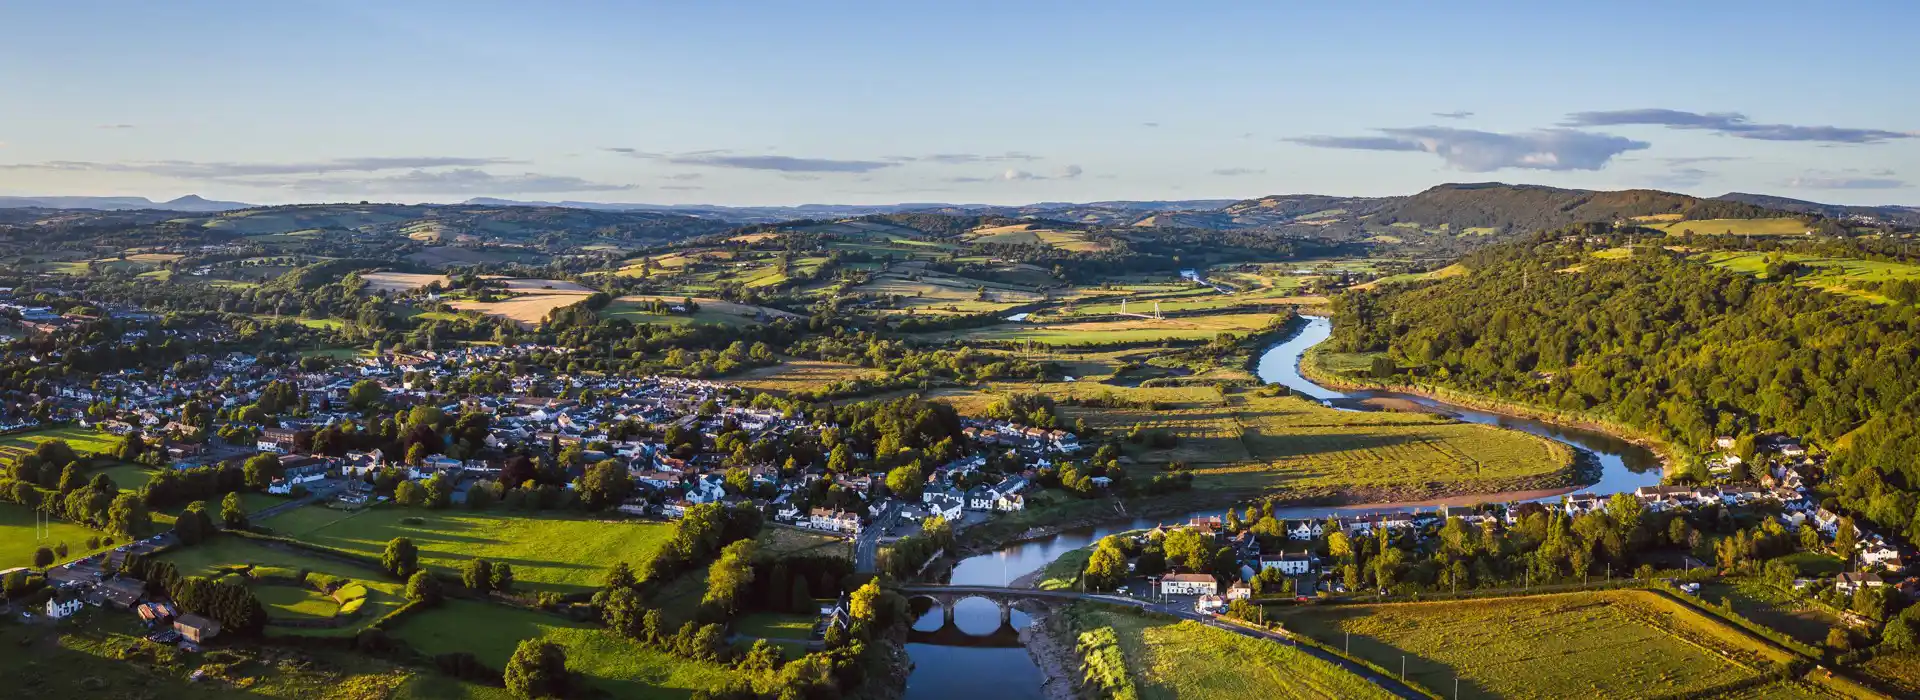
0;613;484;699
1860;651;1920;697
1651;218;1812;236
390;599;746;698
1269;591;1794;700
0;502;107;569
1697;579;1842;646
735;611;817;640
254;583;344;620
1699;251;1920;305
2;425;123;456
752;525;853;559
1069;605;1392;699
264;506;675;594
926;312;1284;346
934;385;1571;496
156;536;407;637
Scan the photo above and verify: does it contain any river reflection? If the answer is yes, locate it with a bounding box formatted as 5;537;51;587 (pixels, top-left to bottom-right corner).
902;313;1669;698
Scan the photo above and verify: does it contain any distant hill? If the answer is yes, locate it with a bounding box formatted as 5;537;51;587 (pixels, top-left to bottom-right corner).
461;197;1234;226
1714;192;1920;227
0;194;253;212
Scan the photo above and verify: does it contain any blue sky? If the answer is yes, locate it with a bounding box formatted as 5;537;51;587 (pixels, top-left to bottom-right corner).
2;1;1915;205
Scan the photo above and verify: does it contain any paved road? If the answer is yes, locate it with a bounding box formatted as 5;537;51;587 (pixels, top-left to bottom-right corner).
854;500;903;573
892;583;1427;700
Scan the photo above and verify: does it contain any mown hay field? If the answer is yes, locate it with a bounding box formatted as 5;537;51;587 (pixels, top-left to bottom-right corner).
730;360;883;395
1651;217;1812;236
1269;590;1795;700
263;506;675;595
926;312;1284;345
1069;605;1392;699
928;387;1569;496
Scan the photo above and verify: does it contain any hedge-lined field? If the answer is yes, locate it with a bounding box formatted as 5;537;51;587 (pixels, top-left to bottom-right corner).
1068;605;1392;699
1270;590;1794;699
265;506;675;594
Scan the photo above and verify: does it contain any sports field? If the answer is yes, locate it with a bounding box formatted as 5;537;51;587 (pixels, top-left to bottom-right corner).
0;503;105;569
1270;591;1794;700
389;599;746;699
263;506;675;594
0;425;122;456
1068;605;1391;699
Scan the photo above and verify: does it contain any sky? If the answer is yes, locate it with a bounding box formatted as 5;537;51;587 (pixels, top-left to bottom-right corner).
2;1;1916;207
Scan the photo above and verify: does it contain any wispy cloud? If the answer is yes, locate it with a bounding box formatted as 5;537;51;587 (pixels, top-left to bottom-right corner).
1142;122;1161;128
1211;167;1266;176
1288;127;1648;171
247;168;633;195
0;156;521;178
888;152;1039;164
1563;109;1914;144
1646;167;1715;188
1431;111;1474;120
660;173;703;181
1659;156;1745;166
947;164;1085;183
97;124;136;130
1785;173;1908;189
605;148;897;173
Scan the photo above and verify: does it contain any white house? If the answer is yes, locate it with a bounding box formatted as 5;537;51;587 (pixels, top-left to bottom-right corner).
1835;572;1885;594
1287;520;1324;541
1862;543;1904;569
45;597;85;619
1160;573;1218;596
925;492;964;522
1258;550;1314;575
808;508;862;535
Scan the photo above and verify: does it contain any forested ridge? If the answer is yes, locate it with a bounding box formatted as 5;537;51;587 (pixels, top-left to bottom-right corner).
1331;233;1920;540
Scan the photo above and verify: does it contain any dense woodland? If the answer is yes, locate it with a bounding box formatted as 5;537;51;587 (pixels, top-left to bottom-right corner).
1332;230;1920;542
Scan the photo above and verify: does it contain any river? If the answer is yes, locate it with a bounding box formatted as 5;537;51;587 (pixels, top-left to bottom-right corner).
901;314;1665;700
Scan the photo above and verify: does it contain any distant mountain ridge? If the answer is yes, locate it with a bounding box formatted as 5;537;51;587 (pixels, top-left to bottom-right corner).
0;194;254;212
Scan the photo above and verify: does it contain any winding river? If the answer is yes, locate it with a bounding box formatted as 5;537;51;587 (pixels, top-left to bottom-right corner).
901;315;1665;700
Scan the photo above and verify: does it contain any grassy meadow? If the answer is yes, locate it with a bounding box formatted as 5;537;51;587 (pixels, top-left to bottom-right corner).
1269;590;1795;700
1698;251;1920;305
0;502;108;569
1;424;123;455
156;536;407;637
923;312;1285;346
262;506;675;594
1069;605;1392;699
389;599;747;699
1650;218;1813;236
933;385;1572;497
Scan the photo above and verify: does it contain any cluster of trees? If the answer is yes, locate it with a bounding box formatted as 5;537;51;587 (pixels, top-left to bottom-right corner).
788;331;1054;388
638;503;764;583
1331;233;1920;542
0;454;151;540
877;516;953;579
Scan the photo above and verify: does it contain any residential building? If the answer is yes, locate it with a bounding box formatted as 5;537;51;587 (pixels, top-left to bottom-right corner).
1161;573;1218;596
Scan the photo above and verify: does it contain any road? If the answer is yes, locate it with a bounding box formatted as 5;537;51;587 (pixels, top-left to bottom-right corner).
854;500;903;573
